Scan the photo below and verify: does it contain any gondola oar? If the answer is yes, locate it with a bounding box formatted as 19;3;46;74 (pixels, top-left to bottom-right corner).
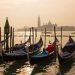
54;26;58;60
25;28;32;64
25;45;30;64
54;26;62;75
58;27;63;75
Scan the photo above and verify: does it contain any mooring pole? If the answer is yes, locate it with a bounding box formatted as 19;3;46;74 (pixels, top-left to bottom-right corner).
0;27;1;41
24;27;26;42
32;27;34;44
10;26;12;52
54;26;56;45
61;27;62;50
0;27;4;62
30;28;31;45
4;31;5;49
35;28;37;43
12;28;14;49
44;28;46;48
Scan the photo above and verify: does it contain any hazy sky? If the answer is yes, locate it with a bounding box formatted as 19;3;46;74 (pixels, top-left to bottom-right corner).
0;0;75;29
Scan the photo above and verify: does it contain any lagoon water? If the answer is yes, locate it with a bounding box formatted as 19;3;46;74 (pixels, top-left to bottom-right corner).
0;31;75;75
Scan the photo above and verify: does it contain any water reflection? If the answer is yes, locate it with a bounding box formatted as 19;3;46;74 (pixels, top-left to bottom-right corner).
16;63;33;75
3;57;75;75
57;60;74;75
5;60;26;75
0;31;75;75
31;60;58;75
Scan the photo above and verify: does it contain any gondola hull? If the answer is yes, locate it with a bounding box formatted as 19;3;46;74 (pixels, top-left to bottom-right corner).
58;36;75;65
0;50;29;61
30;51;55;65
1;54;27;61
0;38;43;61
58;51;75;65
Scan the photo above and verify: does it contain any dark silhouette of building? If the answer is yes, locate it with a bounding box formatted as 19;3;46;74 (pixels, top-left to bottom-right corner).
16;17;75;31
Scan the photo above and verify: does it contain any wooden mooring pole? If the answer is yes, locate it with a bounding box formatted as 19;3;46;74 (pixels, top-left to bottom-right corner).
0;27;1;41
32;27;34;44
30;28;31;45
54;26;56;44
3;26;5;49
61;27;62;50
24;27;26;42
44;28;46;48
0;27;4;63
10;26;12;52
35;28;37;43
12;28;14;48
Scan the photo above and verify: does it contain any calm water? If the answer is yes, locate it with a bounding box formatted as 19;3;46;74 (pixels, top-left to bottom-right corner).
0;31;75;75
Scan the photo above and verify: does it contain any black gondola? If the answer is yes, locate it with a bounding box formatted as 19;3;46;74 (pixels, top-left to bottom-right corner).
58;36;75;65
10;36;31;51
0;37;43;61
61;36;75;53
30;47;56;65
28;37;43;54
29;40;58;65
53;37;59;45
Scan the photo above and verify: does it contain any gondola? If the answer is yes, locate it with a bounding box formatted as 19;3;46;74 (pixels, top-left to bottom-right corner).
62;36;75;53
0;49;28;61
53;37;59;45
10;36;31;51
30;48;56;65
58;36;75;65
0;37;43;61
30;41;57;65
28;37;43;55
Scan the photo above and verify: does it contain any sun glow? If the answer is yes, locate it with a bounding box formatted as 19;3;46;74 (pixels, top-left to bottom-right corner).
0;0;75;29
13;0;38;5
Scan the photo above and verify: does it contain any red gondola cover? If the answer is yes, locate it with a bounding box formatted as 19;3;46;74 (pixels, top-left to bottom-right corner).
47;44;56;53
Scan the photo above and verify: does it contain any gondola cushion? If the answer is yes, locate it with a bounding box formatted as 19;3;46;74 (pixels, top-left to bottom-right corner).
34;44;39;50
60;51;71;57
47;44;56;53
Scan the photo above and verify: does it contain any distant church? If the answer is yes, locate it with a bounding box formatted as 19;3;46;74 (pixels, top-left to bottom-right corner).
37;16;57;31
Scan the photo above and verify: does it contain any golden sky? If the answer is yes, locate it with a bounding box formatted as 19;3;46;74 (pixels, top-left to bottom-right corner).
0;0;75;29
